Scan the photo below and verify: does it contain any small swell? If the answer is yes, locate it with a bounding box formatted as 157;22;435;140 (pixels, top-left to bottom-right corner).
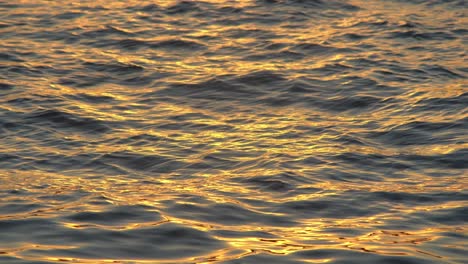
65;205;162;225
82;61;144;74
388;30;456;40
26;109;111;133
80;26;134;38
96;151;186;173
53;12;84;20
291;43;356;55
89;38;206;51
414;92;467;112
156;77;264;101
165;1;203;15
148;39;206;50
313;95;384;112
166;202;296;226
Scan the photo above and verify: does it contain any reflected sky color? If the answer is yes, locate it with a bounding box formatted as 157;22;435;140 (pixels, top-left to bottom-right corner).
0;0;466;263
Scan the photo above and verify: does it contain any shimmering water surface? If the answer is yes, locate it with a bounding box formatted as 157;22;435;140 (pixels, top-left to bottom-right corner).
1;0;467;263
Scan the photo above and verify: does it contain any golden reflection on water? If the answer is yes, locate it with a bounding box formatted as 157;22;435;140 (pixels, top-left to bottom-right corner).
2;164;466;263
1;0;467;263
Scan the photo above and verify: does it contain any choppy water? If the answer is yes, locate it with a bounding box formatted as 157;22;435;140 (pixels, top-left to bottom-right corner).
1;0;467;263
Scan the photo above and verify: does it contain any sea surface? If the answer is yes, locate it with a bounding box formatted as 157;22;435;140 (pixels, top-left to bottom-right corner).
0;0;467;263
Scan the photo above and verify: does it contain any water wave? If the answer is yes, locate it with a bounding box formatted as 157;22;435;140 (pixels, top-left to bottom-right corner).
0;0;466;263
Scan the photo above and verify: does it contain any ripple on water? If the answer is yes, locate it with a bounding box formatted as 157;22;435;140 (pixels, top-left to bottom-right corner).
0;218;225;260
0;0;466;263
26;109;111;133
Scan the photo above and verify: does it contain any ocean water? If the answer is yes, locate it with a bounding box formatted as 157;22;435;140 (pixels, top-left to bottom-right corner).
0;0;467;263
